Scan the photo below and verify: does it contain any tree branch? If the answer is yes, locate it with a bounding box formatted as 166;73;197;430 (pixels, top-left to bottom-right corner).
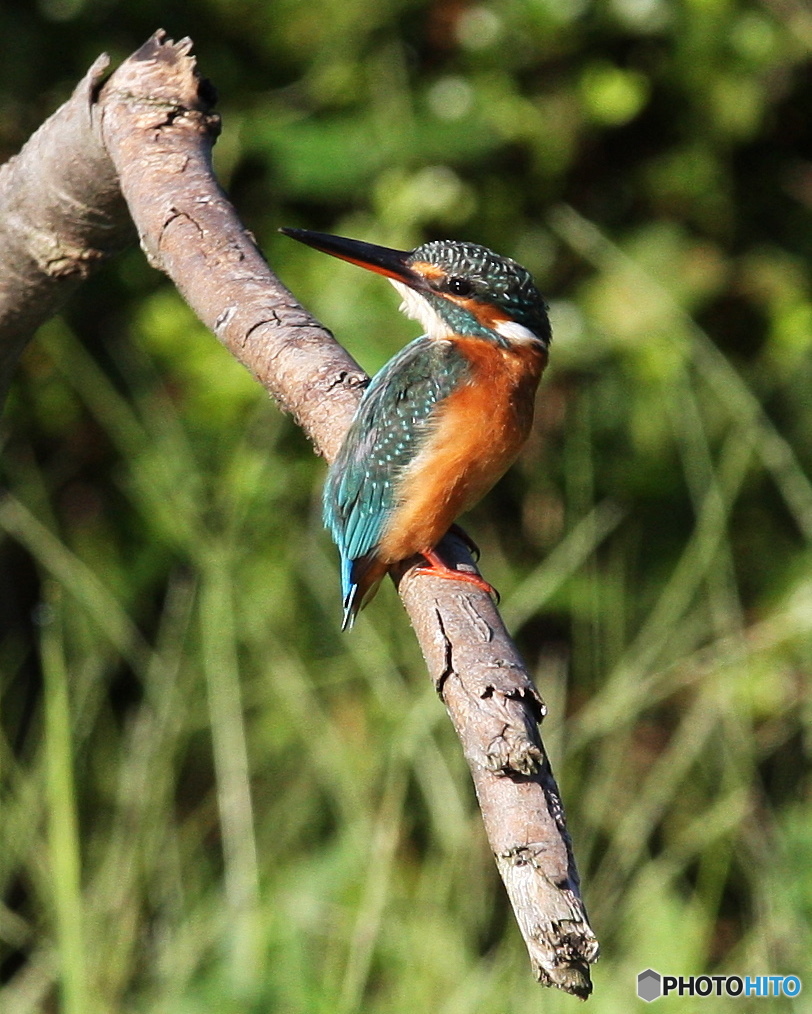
0;56;135;400
2;31;599;995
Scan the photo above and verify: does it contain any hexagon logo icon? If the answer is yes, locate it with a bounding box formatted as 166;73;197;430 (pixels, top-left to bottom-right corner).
637;968;662;1002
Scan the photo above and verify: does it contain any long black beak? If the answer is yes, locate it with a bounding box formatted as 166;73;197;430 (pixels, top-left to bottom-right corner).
280;228;426;290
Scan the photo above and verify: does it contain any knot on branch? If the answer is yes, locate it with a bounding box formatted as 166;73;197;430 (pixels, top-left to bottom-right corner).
486;725;544;775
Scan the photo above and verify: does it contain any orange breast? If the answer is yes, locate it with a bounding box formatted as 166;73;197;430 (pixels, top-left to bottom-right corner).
376;337;547;564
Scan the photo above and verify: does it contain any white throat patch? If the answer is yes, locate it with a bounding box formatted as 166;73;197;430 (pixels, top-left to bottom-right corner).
390;279;452;340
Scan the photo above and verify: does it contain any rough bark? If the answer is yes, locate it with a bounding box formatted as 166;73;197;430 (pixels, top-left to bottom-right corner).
0;56;135;400
1;32;599;995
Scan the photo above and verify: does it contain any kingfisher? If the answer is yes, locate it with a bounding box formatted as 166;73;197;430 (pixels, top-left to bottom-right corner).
281;228;552;629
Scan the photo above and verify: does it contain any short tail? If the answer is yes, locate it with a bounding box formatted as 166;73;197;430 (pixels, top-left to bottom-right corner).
340;555;388;630
341;585;363;631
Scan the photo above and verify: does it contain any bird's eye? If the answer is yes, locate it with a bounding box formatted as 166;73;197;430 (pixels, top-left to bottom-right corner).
447;277;473;297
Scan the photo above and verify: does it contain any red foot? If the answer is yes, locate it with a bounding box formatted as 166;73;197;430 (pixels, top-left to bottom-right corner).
412;548;499;602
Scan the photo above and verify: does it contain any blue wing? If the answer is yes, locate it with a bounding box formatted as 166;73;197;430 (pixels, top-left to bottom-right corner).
323;335;471;626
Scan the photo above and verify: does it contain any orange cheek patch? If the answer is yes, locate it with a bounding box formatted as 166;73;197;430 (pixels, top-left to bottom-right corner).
477;304;511;330
406;270;515;334
446;295;511;330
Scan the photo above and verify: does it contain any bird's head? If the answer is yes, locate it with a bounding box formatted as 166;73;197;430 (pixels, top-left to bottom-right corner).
281;228;551;351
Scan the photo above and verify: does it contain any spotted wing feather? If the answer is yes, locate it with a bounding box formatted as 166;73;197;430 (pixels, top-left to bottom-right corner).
323;335;471;627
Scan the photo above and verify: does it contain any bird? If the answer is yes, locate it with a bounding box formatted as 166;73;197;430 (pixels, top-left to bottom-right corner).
281;227;552;629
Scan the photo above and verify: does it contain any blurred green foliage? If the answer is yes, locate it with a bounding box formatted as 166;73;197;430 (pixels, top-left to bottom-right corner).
2;0;812;1011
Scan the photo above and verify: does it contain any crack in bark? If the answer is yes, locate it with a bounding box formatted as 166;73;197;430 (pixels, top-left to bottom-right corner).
433;606;456;698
